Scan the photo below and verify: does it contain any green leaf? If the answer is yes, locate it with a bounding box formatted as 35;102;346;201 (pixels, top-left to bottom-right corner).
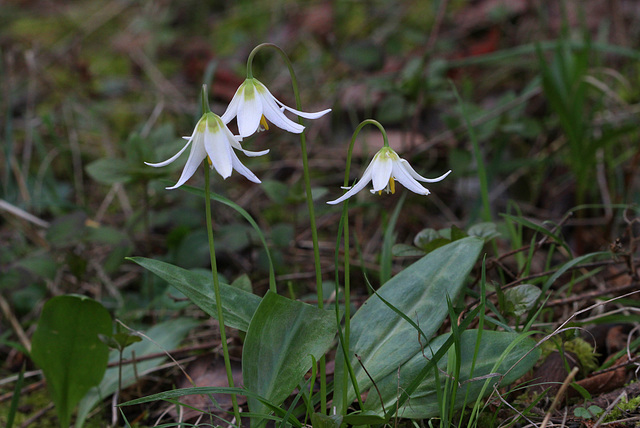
504;284;541;317
451;224;468;241
261;179;290;204
76;318;197;428
243;291;336;426
391;243;426;257
30;295;112;428
500;213;571;254
365;330;540;419
333;237;484;414
46;212;87;247
15;253;58;280
413;228;440;248
99;332;142;351
128;257;260;332
341;411;387;425
467;222;501;241
310;413;343;428
119;385;303;427
231;274;253;293
85;158;134;184
177;183;276;292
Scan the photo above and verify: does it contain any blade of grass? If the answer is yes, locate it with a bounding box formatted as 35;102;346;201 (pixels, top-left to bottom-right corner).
380;193;405;284
450;83;491;222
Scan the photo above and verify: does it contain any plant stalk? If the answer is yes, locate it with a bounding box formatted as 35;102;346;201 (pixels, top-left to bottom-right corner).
247;42;328;414
204;165;241;426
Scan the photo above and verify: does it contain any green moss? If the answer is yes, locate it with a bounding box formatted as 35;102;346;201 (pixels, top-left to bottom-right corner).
603;388;640;422
540;337;599;375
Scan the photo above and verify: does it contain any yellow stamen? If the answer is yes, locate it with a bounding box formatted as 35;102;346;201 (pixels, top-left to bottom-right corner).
389;177;395;194
260;115;269;131
207;156;212;167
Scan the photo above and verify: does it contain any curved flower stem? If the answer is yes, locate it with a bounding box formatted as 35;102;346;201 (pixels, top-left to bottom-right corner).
201;84;277;294
334;119;387;412
247;42;327;413
204;165;241;426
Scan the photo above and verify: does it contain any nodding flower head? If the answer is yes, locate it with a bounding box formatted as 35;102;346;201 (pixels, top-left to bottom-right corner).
145;112;268;189
221;78;331;138
327;147;451;205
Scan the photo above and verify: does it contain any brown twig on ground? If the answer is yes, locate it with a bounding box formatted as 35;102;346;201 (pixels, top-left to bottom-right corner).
540;366;579;428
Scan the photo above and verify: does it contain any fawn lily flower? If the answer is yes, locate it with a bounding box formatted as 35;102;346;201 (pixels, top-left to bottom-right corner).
221;78;331;138
327;147;451;205
145;112;268;189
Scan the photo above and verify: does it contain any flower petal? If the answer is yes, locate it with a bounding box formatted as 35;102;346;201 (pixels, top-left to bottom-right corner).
279;102;332;119
204;122;233;179
225;127;270;157
235;146;270;157
237;83;263;138
399;159;451;183
166;134;207;189
220;86;242;124
392;161;430;195
327;161;376;205
260;90;305;133
145;136;193;167
230;151;261;184
371;157;393;192
327;178;371;205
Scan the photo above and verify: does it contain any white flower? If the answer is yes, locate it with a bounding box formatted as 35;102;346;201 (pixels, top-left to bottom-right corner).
221;78;331;138
327;147;451;205
145;112;268;189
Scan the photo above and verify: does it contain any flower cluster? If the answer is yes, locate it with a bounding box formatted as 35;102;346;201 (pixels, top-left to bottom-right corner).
146;59;449;203
146;78;330;189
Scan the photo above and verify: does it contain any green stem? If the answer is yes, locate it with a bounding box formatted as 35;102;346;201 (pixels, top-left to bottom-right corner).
334;119;387;412
204;165;241;426
201;84;210;113
247;42;327;414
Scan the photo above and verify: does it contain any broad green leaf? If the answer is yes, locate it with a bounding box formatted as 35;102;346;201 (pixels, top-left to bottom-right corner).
46;212;87;247
451;224;468;241
231;274;253;293
420;237;452;254
334;237;484;414
467;222;501;241
261;179;290;204
16;253;58;280
380;193;404;284
76;318;197;428
365;330;540;419
391;243;426;257
128;257;260;331
30;295;112;428
504;284;541;317
243;291;336;426
413;228;440;248
85;158;134;184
